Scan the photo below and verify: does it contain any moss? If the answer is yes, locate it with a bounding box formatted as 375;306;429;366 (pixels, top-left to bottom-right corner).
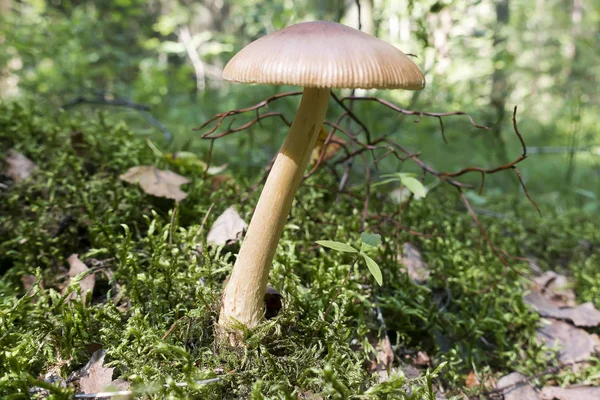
1;102;599;398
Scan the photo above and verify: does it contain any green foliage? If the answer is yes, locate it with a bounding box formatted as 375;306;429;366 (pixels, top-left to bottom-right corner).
1;0;598;211
316;233;384;285
1;100;599;396
0;0;599;396
373;173;428;200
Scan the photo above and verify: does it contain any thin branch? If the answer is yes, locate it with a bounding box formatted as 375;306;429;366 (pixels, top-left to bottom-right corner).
196;94;538;272
62;96;150;111
61;95;173;142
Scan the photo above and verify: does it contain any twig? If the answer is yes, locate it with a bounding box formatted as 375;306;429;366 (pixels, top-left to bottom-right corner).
62;96;150;111
61;95;173;142
168;203;178;248
196;96;538;271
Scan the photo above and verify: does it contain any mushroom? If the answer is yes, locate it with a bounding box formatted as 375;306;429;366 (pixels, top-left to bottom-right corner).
219;21;425;340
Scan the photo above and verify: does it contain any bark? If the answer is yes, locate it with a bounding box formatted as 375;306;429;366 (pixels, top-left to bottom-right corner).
488;0;511;165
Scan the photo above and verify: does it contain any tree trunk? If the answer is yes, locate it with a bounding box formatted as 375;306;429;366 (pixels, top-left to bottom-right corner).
488;0;511;165
0;0;18;98
343;0;374;35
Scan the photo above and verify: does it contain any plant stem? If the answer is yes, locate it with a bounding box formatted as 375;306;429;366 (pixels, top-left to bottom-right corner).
219;87;330;337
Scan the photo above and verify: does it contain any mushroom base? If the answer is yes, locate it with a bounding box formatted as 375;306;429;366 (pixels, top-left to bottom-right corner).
218;87;331;343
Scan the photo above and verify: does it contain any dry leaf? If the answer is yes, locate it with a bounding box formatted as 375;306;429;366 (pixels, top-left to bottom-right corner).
540;386;600;400
376;335;394;371
120;166;190;202
376;367;400;384
537;318;600;363
401;364;420;379
413;351;430;366
78;350;114;394
497;372;539;400
210;174;234;191
367;333;394;375
465;371;480;388
21;274;41;291
206;206;247;246
6;149;38;183
298;391;324;400
398;242;430;283
108;378;130;392
310;125;344;166
207;163;228;175
533;271;576;307
63;254;95;304
524;292;600;327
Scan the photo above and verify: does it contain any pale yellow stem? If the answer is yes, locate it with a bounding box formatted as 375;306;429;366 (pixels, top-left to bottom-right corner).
219;87;330;335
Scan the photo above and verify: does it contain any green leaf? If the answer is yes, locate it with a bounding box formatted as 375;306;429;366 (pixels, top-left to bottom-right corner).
373;172;417;189
360;232;381;248
465;191;488;205
400;176;427;199
432;361;448;375
361;254;383;286
380;172;416;179
371;178;398;188
316;240;358;253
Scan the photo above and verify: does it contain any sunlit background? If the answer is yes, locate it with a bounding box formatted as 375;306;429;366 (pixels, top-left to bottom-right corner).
1;0;599;211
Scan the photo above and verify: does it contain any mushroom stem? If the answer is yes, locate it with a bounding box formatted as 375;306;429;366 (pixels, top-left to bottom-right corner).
219;87;331;334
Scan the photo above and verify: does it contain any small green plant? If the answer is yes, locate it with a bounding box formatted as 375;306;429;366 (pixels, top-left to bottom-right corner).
314;232;384;329
316;232;384;286
372;172;428;199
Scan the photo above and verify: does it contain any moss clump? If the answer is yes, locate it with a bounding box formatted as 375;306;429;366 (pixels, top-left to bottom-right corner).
1;102;599;398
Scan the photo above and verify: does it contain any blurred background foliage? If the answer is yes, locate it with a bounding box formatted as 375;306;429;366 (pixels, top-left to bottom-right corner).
1;0;599;211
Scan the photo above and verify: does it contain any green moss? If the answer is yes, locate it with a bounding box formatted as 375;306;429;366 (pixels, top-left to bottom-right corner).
1;102;598;398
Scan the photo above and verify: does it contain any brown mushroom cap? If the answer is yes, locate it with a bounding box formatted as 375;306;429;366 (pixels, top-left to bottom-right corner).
223;21;425;90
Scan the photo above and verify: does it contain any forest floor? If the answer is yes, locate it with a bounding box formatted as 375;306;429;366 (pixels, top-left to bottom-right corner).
1;102;600;399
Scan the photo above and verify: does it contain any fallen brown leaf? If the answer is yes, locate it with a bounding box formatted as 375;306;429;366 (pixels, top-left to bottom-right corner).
496;372;538;400
210;174;234;191
298;391;324;400
206;163;228;175
120;165;190;202
6;149;38;183
376;335;394;371
78;350;114;394
465;371;480;388
537;318;600;363
413;351;430;366
540;385;600;400
21;274;42;291
533;271;576;307
401;364;420;379
310;125;344;166
206;206;247;246
524;292;600;327
398;242;430;283
62;254;95;304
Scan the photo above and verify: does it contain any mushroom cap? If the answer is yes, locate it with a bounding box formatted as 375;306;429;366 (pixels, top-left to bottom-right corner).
223;21;425;90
